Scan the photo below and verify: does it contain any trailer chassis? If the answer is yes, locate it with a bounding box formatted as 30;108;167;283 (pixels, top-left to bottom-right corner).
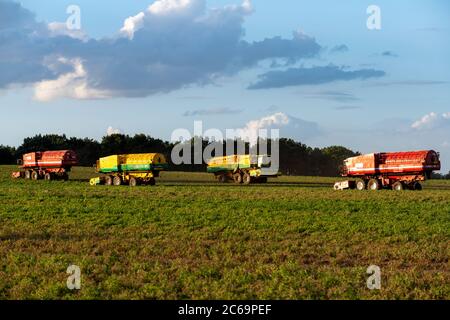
334;173;426;191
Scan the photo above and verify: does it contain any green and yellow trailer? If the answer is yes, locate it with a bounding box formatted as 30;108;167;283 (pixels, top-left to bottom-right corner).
207;155;280;184
90;153;168;186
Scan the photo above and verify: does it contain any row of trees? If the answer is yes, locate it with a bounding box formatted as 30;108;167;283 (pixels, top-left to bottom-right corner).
7;133;444;177
431;172;450;179
0;145;15;165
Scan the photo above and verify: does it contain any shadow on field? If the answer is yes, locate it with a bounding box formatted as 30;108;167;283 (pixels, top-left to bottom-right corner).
71;178;91;183
426;185;450;190
0;232;87;241
159;180;332;188
155;180;450;190
67;177;332;188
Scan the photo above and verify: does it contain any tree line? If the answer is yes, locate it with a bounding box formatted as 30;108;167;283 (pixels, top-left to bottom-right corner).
2;133;446;178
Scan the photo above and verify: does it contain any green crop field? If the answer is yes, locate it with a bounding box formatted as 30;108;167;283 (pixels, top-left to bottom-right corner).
0;165;448;300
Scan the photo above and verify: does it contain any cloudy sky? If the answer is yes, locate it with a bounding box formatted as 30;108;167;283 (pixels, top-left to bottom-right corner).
0;0;449;171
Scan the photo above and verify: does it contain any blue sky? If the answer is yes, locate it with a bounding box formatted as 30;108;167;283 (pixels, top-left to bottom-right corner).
1;0;449;171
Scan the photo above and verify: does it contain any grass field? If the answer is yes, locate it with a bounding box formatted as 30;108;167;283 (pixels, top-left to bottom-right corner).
0;165;448;300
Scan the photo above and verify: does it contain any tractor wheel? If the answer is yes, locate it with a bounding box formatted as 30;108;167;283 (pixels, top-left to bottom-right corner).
31;171;39;181
413;182;422;191
148;178;156;186
105;176;113;186
25;170;32;180
113;176;122;186
233;173;243;184
356;179;366;191
129;177;138;187
243;173;252;185
368;179;380;191
392;181;404;191
44;173;52;181
218;175;227;183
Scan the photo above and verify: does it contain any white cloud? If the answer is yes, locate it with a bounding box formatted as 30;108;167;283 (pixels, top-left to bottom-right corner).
241;0;253;12
235;112;320;144
47;22;87;41
120;12;145;39
120;0;205;39
411;112;438;129
148;0;201;15
33;57;112;101
107;126;122;136
411;112;450;130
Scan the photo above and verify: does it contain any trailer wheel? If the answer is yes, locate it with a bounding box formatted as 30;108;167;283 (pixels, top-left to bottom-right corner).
368;179;380;191
356;179;366;191
233;173;243;184
62;173;69;181
129;177;138;187
218;175;227;183
243;173;251;185
149;178;156;186
413;182;422;191
392;181;404;191
44;173;52;181
260;177;268;184
31;171;39;181
105;176;113;186
113;176;122;186
25;170;32;180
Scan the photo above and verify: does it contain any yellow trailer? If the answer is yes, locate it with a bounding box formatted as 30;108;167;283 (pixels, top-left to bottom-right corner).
92;153;168;186
207;155;280;184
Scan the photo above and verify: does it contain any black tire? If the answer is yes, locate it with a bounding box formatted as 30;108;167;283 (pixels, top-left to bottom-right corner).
105;176;113;186
368;179;380;191
233;173;243;184
31;171;39;181
260;177;268;184
25;170;32;180
356;179;366;191
218;175;227;183
148;178;156;186
129;177;138;187
113;176;122;186
413;182;422;191
243;173;252;185
62;173;69;181
44;173;52;181
392;181;404;191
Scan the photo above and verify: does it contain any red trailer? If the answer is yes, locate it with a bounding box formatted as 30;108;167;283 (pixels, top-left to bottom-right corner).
12;150;78;181
335;150;441;191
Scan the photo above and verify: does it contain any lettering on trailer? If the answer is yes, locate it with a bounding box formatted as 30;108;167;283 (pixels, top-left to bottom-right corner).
349;165;438;171
386;159;425;163
35;161;66;164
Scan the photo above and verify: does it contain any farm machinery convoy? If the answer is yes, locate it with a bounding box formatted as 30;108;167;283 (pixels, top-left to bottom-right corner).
10;149;442;191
